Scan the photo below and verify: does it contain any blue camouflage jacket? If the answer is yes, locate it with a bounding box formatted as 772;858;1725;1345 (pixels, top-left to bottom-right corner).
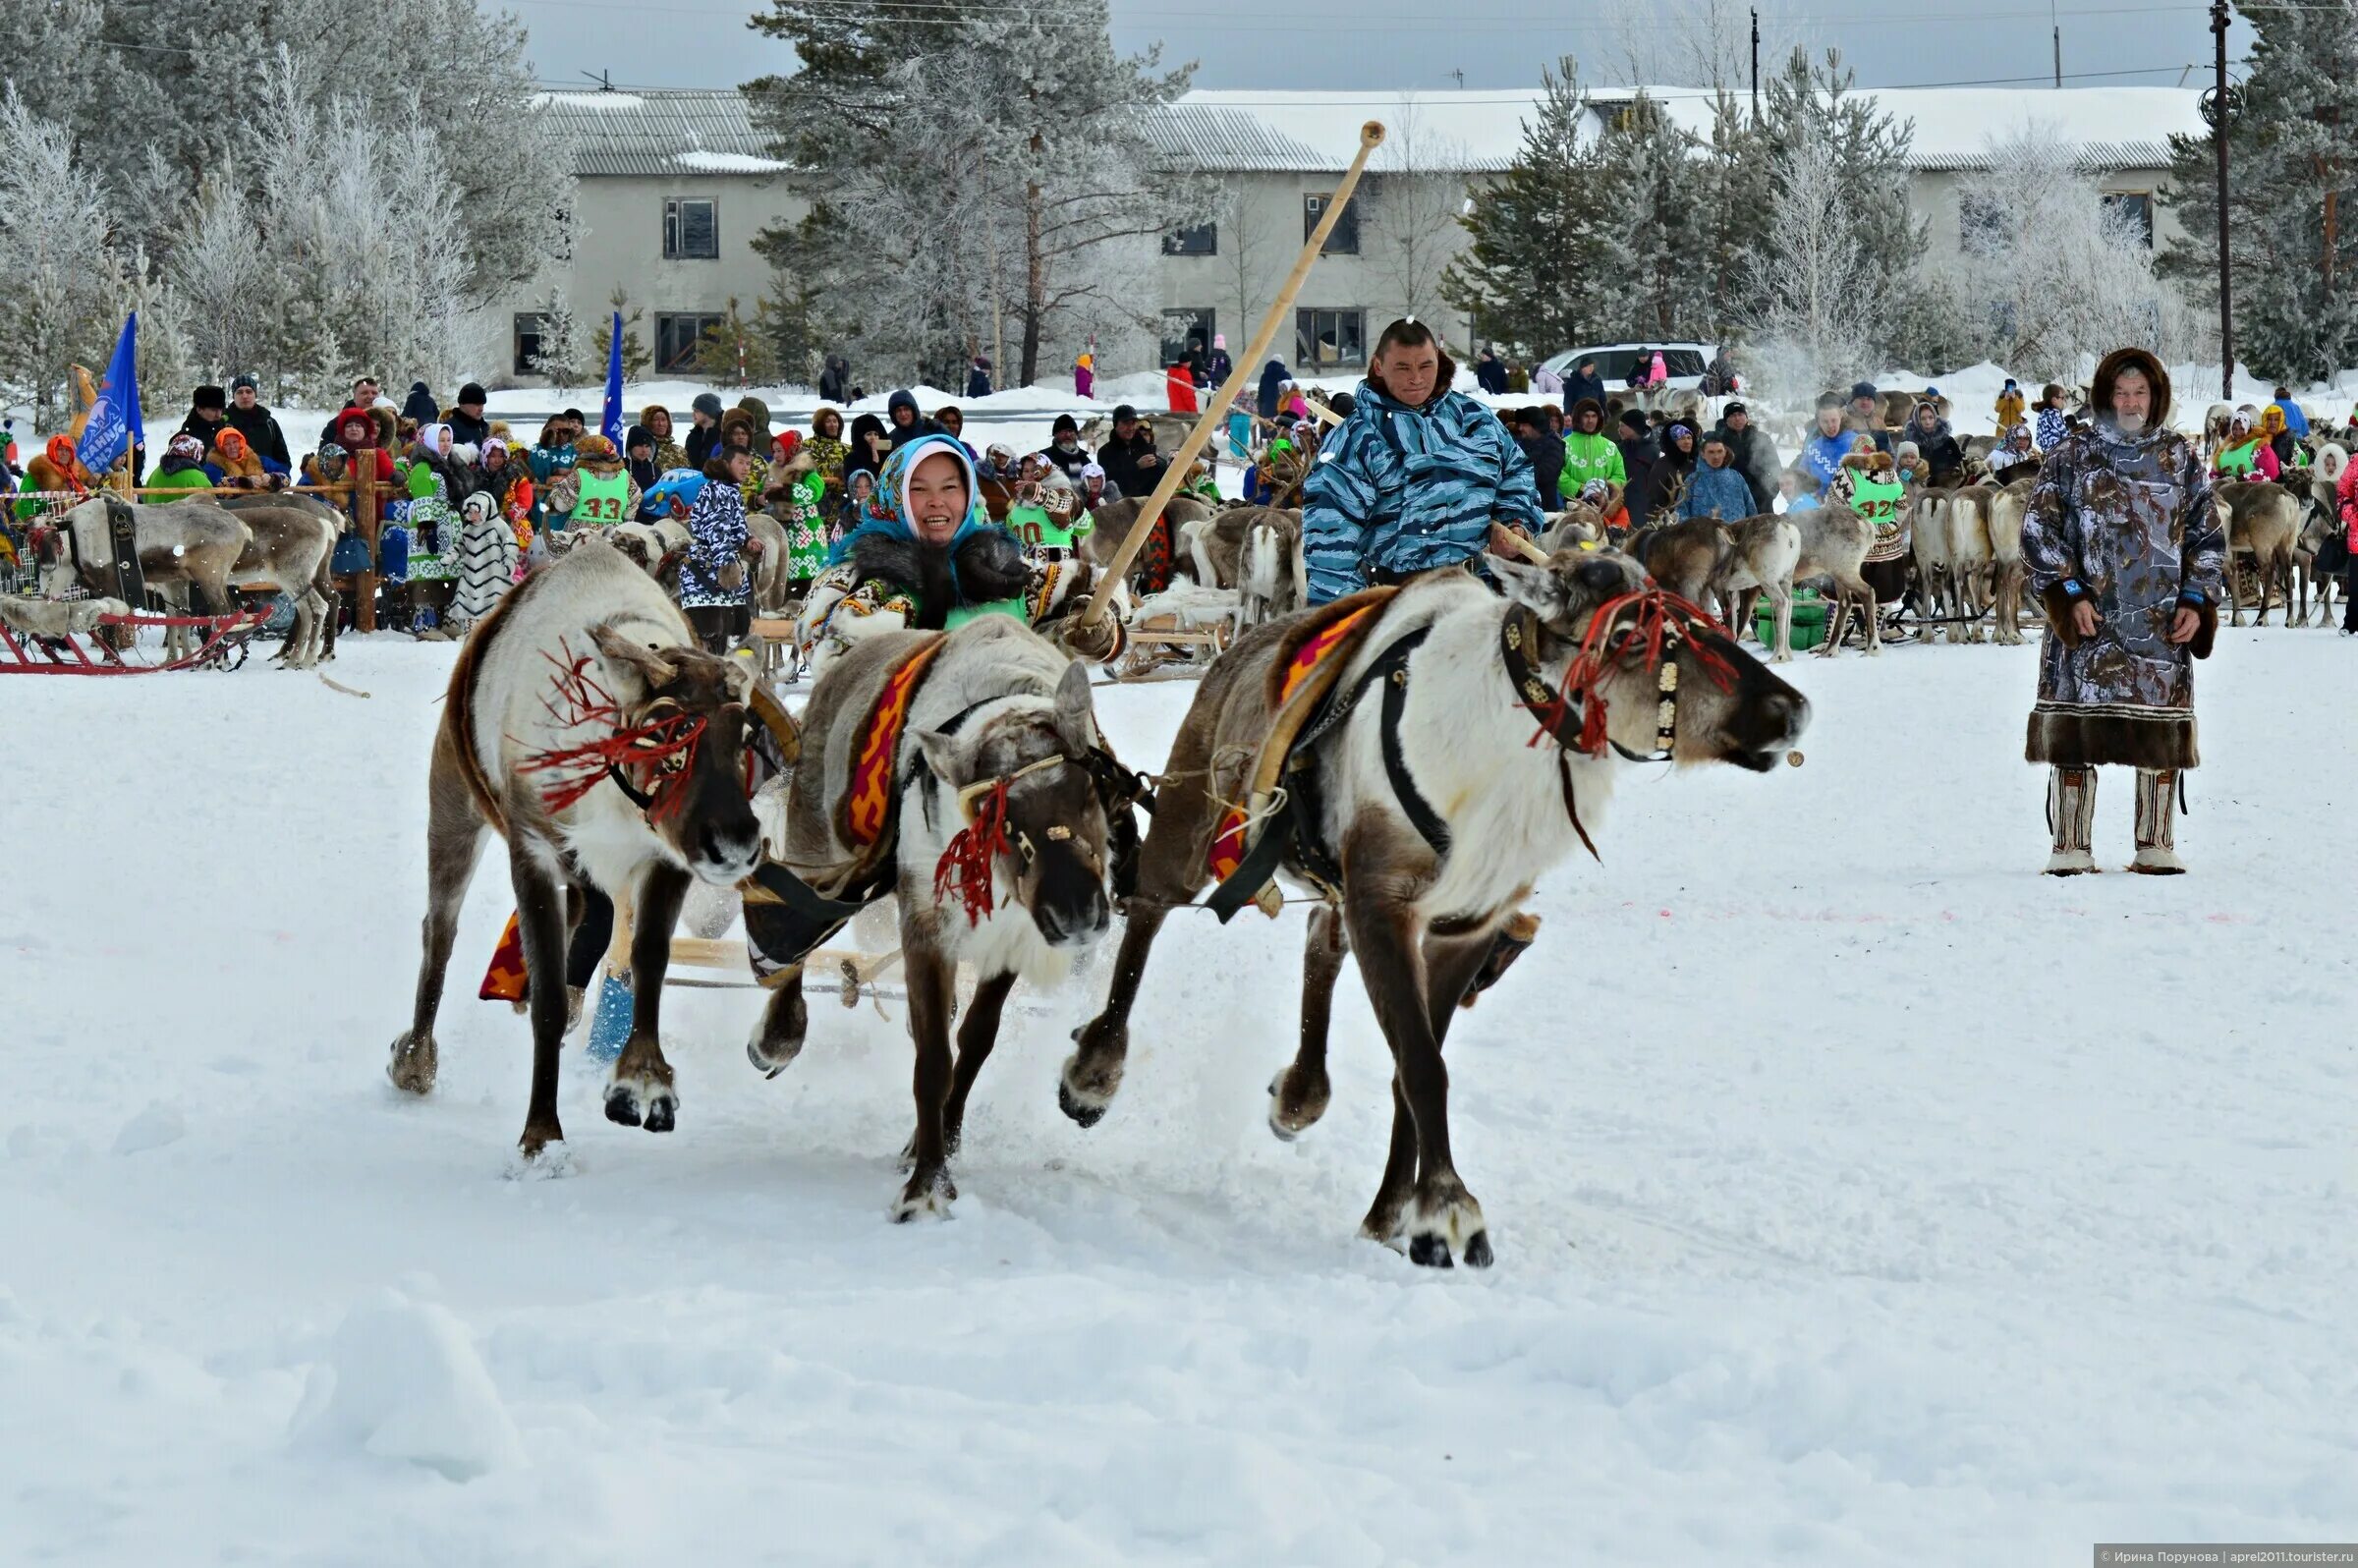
1301;382;1545;604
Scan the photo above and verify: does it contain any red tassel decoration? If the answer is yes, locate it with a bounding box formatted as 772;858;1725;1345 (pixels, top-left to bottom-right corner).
514;640;706;816
933;780;1013;925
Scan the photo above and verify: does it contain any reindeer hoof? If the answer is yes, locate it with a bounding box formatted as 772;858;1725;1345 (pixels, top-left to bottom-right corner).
1265;1065;1331;1141
605;1072;677;1132
386;1032;437;1095
1403;1186;1492;1269
509;1123;571;1178
891;1169;956;1222
1057;1079;1107;1129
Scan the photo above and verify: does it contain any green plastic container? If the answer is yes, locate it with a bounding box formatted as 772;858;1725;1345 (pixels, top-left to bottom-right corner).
1755;586;1829;650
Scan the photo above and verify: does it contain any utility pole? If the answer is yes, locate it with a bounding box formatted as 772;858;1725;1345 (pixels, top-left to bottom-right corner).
1751;8;1762;122
2213;0;2233;399
2050;0;2062;87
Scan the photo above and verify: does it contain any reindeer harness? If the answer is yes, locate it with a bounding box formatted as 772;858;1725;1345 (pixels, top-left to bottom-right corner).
1204;587;1730;921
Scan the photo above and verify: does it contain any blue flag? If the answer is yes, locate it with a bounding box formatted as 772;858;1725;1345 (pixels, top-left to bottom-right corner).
81;312;142;478
600;310;624;448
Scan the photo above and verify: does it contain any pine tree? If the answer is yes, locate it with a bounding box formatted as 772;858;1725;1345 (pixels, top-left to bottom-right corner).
1440;58;1612;355
693;298;783;387
1600;94;1708;344
591;289;651;384
527;289;586;386
1753;47;1925;355
2159;1;2358;381
746;0;1200;386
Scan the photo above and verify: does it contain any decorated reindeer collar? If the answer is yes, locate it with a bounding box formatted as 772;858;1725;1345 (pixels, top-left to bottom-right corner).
1501;588;1737;766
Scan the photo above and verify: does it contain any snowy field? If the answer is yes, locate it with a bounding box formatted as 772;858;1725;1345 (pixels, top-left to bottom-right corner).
7;626;2355;1564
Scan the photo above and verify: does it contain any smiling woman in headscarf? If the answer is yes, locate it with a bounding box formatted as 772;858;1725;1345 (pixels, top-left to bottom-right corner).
795;433;1122;677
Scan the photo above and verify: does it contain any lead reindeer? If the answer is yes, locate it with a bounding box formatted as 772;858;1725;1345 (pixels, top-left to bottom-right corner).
385;538;767;1165
1060;549;1808;1266
741;617;1135;1220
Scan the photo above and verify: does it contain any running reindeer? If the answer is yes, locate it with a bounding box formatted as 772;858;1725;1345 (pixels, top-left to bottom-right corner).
1061;547;1808;1266
386;537;768;1164
741;616;1140;1220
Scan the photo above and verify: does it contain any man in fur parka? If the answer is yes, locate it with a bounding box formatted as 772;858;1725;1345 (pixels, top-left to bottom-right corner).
2022;347;2223;875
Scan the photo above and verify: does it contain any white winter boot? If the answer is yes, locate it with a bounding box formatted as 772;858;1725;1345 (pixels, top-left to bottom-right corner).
2131;767;2185;874
2045;766;2098;875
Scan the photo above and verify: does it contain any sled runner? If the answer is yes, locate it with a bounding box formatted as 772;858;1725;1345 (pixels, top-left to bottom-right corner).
0;595;273;674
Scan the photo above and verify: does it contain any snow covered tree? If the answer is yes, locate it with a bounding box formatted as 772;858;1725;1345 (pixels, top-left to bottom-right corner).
526;289;587;386
692;298;780;387
166;177;269;382
1442;58;1614;354
1599;94;1710;344
1735;129;1885;411
1951;128;2186;376
1688;91;1775;343
0;88;132;422
2159;0;2358;381
747;0;1201;386
1754;46;1926;348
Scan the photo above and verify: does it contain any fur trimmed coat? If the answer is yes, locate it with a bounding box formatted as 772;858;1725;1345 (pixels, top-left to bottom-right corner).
2022;421;2223;769
796;527;1101;678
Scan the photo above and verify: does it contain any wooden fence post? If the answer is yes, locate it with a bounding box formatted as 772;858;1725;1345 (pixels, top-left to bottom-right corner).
353;463;379;634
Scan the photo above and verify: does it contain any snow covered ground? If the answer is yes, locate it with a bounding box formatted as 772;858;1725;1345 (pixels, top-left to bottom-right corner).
7;626;2354;1564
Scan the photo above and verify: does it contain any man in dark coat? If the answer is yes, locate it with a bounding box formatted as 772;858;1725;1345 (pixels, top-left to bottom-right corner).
1709;401;1780;515
966;356;993;399
1563;355;1606;410
818;355;851;404
1095;404;1163;498
1616;408;1656;525
1036;414;1091;484
885;388;942;449
219;376;290;468
445;382;492;450
400;381;439;427
686;391;724;468
178;384;232;452
1257;360;1289;419
1509;407;1566;506
1474;347;1508;395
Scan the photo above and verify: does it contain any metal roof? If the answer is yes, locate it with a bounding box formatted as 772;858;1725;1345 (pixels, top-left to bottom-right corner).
1909;139;2181;173
533;88;790;179
1140;104;1331;173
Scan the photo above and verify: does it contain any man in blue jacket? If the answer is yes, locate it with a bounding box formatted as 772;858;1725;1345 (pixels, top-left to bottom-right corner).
1302;319;1544;603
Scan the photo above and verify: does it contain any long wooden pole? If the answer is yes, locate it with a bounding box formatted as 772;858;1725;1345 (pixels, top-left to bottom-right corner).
1081;120;1386;627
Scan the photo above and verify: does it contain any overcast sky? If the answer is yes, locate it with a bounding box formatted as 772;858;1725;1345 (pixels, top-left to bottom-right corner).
515;0;2242;97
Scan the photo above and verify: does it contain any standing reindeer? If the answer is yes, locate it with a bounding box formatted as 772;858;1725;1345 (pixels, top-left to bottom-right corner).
1060;549;1807;1266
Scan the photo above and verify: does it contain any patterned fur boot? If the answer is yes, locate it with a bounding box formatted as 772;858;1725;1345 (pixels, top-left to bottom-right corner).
2046;765;2098;875
2131;767;2184;874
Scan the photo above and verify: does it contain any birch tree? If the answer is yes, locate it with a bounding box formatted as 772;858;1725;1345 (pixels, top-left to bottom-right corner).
1363;99;1474;331
1736;130;1883;410
0;88;129;422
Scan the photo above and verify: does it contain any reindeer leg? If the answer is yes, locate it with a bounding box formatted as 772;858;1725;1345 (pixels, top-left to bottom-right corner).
1268;904;1347;1140
1768;580;1794;663
893;939;959;1221
1348;849;1489;1263
509;838;574;1164
388;736;488;1095
1062;901;1168;1126
606;861;689;1133
941;971;1019;1158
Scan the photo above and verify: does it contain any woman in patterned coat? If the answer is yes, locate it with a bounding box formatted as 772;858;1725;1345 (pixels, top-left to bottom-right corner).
450;489;518;631
2022;347;2223;875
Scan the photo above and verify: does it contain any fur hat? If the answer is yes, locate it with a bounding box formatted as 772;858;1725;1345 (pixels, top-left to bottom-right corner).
720;407;760;444
2091;347;2172;427
457;383;488;407
574;432;620;467
193;384;227;412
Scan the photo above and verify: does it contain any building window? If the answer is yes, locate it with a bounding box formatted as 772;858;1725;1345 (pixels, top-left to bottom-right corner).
1163;222;1216;256
1304;192;1360;255
2104;191;2155;248
1161;308;1214;368
1295;308;1366;370
514;312;548;377
663;197;719;260
654;311;723;373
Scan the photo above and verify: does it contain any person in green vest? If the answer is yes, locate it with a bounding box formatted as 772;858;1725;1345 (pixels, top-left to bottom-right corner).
1005;476;1095;560
145;433;216;502
1834;445;1913;640
1557;398;1626;504
2211;408;2279;482
547;432;641;532
797;433;1121;678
